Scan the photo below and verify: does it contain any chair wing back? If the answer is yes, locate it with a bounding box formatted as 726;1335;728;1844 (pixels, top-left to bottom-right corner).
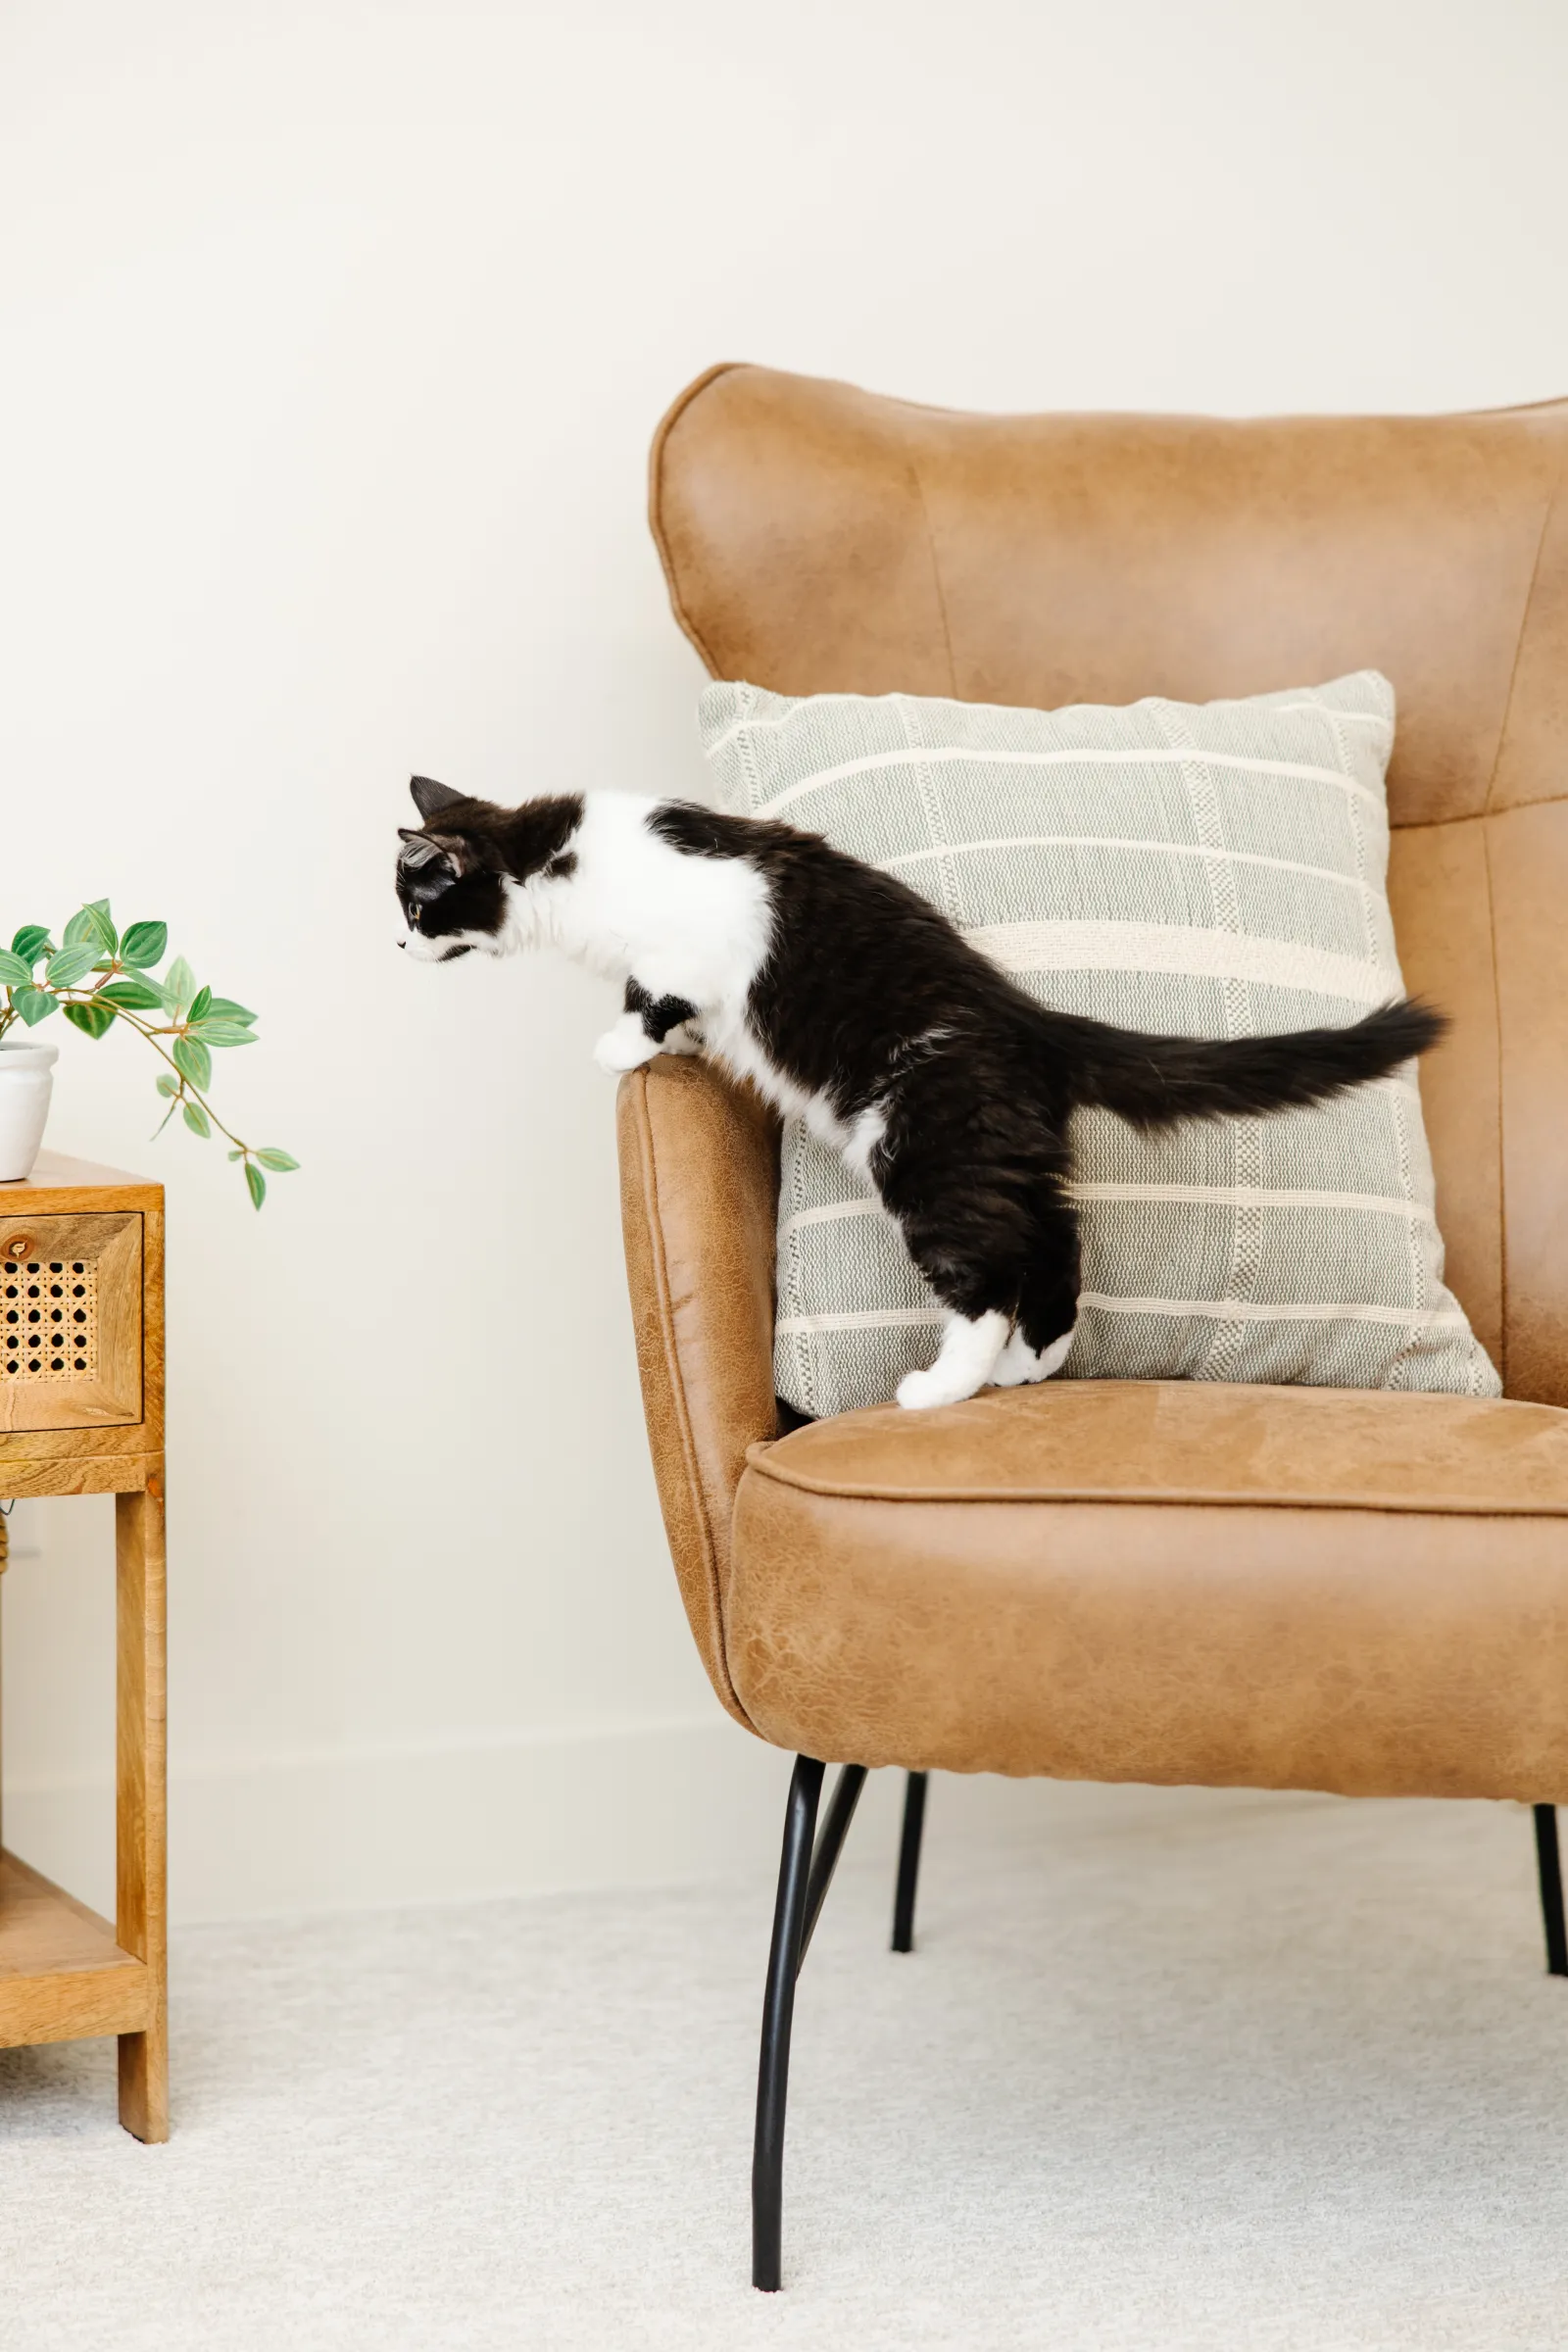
651;365;1568;1402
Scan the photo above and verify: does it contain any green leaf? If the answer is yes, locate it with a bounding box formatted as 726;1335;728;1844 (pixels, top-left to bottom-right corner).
172;1034;211;1090
203;998;258;1026
0;949;32;986
120;921;168;970
227;1149;244;1161
255;1148;300;1172
15;986;57;1025
244;1161;267;1210
163;956;197;1017
99;978;166;1011
182;1100;212;1139
63;999;116;1041
44;942;100;989
155;1073;178;1098
186;1018;257;1049
187;983;212;1022
64;903;117;956
11;926;53;966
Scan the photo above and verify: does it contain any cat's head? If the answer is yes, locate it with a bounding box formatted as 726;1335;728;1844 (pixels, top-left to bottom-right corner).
397;777;587;961
396;777;509;961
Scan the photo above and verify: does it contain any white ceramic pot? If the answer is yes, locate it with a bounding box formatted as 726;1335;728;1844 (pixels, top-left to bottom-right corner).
0;1040;59;1182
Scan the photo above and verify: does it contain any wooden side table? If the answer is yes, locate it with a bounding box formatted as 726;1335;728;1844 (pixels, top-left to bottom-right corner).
0;1152;167;2140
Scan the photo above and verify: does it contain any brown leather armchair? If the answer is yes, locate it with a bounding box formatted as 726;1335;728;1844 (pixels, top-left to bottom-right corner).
615;364;1568;2290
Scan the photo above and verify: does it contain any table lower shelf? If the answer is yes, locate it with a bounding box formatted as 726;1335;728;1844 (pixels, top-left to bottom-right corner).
0;1847;153;2047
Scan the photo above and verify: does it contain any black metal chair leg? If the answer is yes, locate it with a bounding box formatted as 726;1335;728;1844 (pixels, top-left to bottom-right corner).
1534;1804;1568;1977
798;1764;868;1971
754;1756;825;2292
892;1771;928;1953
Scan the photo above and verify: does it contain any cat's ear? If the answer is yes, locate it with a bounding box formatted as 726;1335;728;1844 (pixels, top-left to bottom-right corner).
398;826;481;878
397;828;449;871
410;775;466;821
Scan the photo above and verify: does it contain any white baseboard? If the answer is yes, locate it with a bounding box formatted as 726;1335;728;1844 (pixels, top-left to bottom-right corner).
1;1715;1319;1927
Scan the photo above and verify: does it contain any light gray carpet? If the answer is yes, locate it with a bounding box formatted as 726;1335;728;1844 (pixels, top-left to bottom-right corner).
3;1784;1568;2350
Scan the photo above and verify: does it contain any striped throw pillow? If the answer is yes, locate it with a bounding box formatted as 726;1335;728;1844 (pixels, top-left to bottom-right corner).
699;671;1499;1421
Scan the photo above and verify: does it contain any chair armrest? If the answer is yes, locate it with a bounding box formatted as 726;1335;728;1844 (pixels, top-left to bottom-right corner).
615;1057;781;1728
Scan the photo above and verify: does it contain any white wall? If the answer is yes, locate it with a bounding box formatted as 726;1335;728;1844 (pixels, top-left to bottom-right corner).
2;0;1565;1923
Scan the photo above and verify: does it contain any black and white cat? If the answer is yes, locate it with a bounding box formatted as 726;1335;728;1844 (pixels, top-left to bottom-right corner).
396;776;1442;1410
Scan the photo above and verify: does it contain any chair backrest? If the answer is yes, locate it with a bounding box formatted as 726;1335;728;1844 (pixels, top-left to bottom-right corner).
651;366;1568;1404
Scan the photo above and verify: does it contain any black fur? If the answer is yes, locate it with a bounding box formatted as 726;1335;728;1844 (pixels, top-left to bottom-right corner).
402;787;1446;1365
624;977;699;1044
647;805;1444;1357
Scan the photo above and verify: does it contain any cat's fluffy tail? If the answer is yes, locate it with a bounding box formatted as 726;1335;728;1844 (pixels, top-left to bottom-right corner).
1066;998;1446;1132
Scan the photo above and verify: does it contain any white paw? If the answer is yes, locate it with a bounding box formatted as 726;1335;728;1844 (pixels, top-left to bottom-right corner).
896;1310;1009;1409
660;1021;704;1057
593;1024;658;1075
1037;1322;1077;1379
896;1364;979;1410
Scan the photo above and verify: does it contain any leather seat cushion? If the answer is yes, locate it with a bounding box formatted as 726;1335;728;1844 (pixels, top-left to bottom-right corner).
727;1384;1568;1798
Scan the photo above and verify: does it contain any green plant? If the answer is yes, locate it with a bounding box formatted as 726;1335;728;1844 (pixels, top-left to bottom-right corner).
0;901;298;1208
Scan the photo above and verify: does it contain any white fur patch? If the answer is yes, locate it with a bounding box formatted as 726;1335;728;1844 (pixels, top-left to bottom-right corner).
400;930;486;963
992;1318;1079;1387
842;1104;887;1182
505;797;774;1007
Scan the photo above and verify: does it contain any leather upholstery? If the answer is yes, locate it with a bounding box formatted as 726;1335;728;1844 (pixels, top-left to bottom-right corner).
729;1386;1568;1788
618;365;1568;1795
747;1381;1568;1516
616;1057;779;1726
730;1462;1568;1798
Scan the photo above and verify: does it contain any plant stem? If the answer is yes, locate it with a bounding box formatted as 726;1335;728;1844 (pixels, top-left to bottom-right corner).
1;970;260;1162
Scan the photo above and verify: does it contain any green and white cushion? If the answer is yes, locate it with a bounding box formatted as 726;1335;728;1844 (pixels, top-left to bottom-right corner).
699;671;1499;1421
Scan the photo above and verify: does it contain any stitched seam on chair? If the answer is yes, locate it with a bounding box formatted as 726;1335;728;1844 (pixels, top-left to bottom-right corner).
636;1074;754;1725
905;440;958;698
1392;803;1562;831
1458;782;1568;816
743;1452;1568;1515
1483;484;1556;819
647;362;745;680
1481;814;1510;1393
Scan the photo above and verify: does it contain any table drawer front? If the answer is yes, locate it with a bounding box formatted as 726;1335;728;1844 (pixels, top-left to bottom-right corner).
0;1213;142;1431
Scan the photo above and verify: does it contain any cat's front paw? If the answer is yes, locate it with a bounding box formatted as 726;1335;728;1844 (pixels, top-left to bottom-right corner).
896;1364;976;1410
593;1018;660;1074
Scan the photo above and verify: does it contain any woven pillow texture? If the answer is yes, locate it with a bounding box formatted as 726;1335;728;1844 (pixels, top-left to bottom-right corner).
699;671;1499;1421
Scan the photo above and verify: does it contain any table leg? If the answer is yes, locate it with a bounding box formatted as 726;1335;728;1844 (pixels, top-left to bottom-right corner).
116;1479;168;2141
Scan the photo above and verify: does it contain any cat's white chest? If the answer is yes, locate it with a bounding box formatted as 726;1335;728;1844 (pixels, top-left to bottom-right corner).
553;794;857;1158
580;797;773;1003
